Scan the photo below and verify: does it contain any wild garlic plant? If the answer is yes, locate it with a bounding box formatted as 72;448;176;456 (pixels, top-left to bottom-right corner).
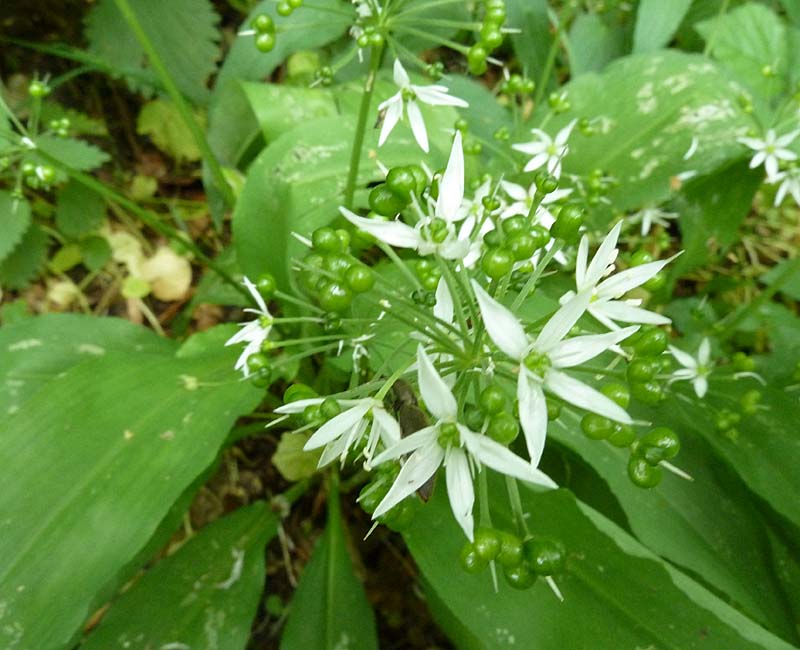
223;0;772;591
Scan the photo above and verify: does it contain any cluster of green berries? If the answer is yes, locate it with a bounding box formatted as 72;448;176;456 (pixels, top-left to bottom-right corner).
368;164;428;216
547;91;571;113
250;1;303;53
623;326;671;405
299;227;375;313
47;117;70;137
21;162;56;189
355;24;385;49
413;259;442;292
580;383;636;447
460;527;567;590
464;384;560;443
313;66;334;87
501;73;535;97
425;61;446;81
582;167;617;206
28;80;50;99
627;427;681;488
467;0;507;75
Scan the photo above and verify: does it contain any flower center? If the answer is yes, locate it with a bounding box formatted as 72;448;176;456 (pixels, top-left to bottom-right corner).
546;143;558;156
427;218;450;243
523;350;551;377
765;144;776;154
437;422;461;448
259;315;273;328
401;87;417;102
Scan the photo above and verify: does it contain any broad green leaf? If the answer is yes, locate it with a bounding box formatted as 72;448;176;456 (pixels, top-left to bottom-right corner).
633;0;693;53
668;159;762;283
505;0;552;87
82;503;276;650
406;483;798;650
0;191;31;264
779;0;800;25
644;382;800;535
567;13;627;75
33;134;110;171
539;51;754;210
136;98;205;161
281;489;378;650
79;236;112;271
233;115;452;291
0;342;262;650
551;415;798;641
242;82;338;143
273;432;321;481
696;4;790;103
0;223;49;290
85;0;221;104
55;180;105;239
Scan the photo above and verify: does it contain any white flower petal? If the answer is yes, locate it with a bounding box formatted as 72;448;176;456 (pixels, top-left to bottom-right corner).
462;428;557;488
517;371;548;466
471;281;529;359
583;223;621;289
698;338;711;365
545;369;632;423
243;276;268;313
378;96;403;146
445;447;474;540
436;131;464;222
393;58;410;87
596;256;674;298
535;290;591;353
304;402;372;450
433;276;454;324
417;345;457;421
500;180;528;202
669;345;697;369
414;86;468;107
693;375;708;398
549;326;638;368
523;151;550;172
373;442;445;519
372;407;402;445
591;300;670;325
406;100;429;152
274;396;326;414
372;426;438;464
340;208;422;247
575;235;588;288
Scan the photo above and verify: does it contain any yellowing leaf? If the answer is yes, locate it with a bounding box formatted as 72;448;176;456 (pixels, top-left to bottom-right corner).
137;98;205;162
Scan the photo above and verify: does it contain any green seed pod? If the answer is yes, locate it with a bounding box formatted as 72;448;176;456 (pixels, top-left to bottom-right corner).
627;456;663;488
481;247;515;280
581;413;613;440
523;537;566;575
487;412;519;445
345;265;375;293
460;542;489;573
601;382;630;408
318;281;353;312
607;423;636;447
479;385;507;415
369;183;408;215
473;527;502;561
503;562;537;589
496;531;524;567
255;32;276;53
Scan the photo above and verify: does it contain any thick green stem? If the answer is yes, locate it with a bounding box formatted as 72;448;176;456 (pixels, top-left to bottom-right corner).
343;45;384;209
112;0;235;208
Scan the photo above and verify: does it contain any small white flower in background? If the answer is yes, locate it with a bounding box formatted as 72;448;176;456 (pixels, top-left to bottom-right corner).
371;346;556;541
562;222;674;330
342;131;472;259
627;207;678;236
225;277;273;377
499;181;572;221
275;397;401;467
378;59;468;153
512;120;577;178
472;282;637;466
771;165;800;206
669;338;712;398
738;129;800;181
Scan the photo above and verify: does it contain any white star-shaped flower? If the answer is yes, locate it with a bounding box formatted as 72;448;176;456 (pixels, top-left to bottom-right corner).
738;129;799;181
512;120;577;178
342;131;472;259
499;181;572;221
669;338;712;398
562;222;674;330
225;277;273;377
275;397;401;467
627;207;677;236
371;345;556;541
378;59;468;153
472;282;637;466
771;165;800;206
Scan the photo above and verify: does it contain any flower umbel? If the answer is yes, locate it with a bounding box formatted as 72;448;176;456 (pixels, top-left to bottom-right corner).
512;120;577;178
668;338;712;398
738;129;799;181
378;59;468;153
225;277;273;377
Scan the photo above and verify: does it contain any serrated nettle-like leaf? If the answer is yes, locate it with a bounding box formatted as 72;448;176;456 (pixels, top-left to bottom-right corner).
233;110;454;291
82;503;276;650
281;489;378;650
0;323;262;650
405;482;798;650
633;0;694;53
85;0;221;104
0;191;31;265
0;223;49;290
550;414;799;643
534;51;754;209
32;134;110;171
696;3;790;104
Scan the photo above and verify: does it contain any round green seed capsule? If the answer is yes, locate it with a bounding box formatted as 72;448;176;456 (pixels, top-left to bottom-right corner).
601;382;630;408
629;380;664;405
312;227;342;253
607;423;636;447
369;183;408;215
345;265;375;293
496;531;524;567
487;412;519;445
633;328;668;357
627;358;657;382
627;456;663;488
504;562;537;589
246;352;270;375
318;281;353;312
550;205;584;242
467;44;488;75
320;398;342;420
276;0;293;15
251;14;275;33
481;247;515;280
479;385;506;415
581;413;613;440
460;542;489;574
386;166;419;201
524;537;566;575
473;527;502;561
255;273;277;299
534;171;558;194
255;32;276;52
641;427;680;460
508;232;537;261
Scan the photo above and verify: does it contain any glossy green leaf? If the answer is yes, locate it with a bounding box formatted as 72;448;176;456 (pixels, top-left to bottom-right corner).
82;503;276;650
633;0;693;53
551;414;798;642
0;336;262;650
696;4;790;103
540;51;754;210
406;483;798;650
567;13;627;75
55;180;105;239
0;191;31;264
281;488;378;649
